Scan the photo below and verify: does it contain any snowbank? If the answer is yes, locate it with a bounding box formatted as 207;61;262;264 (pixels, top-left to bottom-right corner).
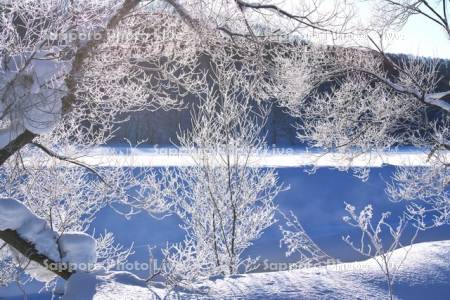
59;232;97;271
62;240;450;299
196;240;450;300
62;269;152;300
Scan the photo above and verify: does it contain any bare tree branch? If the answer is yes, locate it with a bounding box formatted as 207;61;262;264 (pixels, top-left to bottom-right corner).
30;142;109;185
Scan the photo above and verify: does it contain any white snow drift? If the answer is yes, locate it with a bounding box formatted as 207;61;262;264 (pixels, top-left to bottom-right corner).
60;240;450;299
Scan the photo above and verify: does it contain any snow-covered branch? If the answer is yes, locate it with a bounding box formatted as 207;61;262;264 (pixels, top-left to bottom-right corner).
279;210;332;267
0;198;72;279
342;203;420;300
152;72;285;285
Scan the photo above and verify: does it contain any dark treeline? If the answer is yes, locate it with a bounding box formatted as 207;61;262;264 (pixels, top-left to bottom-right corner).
109;54;450;147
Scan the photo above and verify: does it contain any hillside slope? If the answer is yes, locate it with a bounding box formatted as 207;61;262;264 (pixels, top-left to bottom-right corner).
60;240;450;300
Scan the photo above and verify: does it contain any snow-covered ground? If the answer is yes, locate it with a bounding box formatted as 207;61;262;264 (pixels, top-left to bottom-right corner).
46;146;450;168
59;240;450;300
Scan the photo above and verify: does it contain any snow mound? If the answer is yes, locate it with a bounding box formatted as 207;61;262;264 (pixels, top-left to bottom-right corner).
194;240;450;300
59;240;450;299
59;232;97;271
63;269;152;300
0;198;60;262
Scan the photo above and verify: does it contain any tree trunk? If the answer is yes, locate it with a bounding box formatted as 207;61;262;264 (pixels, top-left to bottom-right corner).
0;229;72;280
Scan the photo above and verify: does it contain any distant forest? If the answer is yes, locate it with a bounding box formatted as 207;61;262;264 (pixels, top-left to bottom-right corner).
110;55;450;146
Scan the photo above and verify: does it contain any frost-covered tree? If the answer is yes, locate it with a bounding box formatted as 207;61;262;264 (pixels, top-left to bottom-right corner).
0;153;152;282
0;0;200;284
275;2;449;154
377;1;450;228
0;0;355;284
266;3;450;295
342;203;420;300
369;0;450;38
273;0;449;226
386;156;450;228
0;244;21;288
154;72;284;285
278;210;332;268
5;0;441;293
276;45;448;160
